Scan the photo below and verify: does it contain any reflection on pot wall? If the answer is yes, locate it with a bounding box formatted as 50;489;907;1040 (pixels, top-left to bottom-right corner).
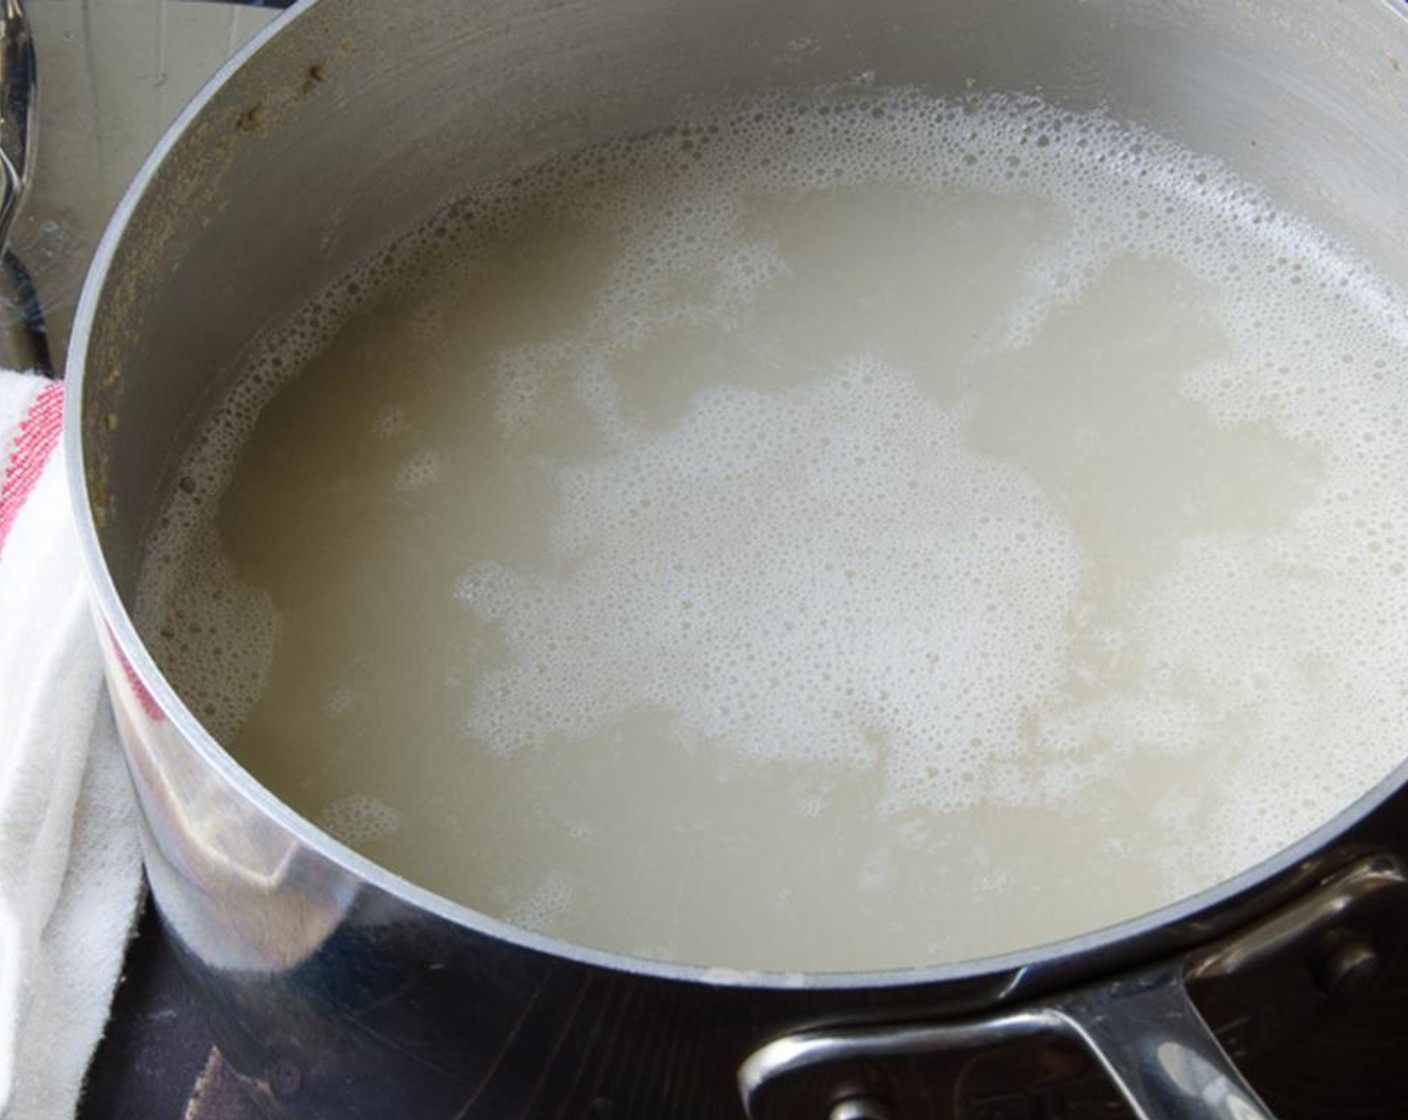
100;619;356;974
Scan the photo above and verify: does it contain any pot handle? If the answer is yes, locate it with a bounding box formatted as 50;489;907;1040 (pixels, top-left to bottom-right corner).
1044;961;1272;1119
739;854;1408;1120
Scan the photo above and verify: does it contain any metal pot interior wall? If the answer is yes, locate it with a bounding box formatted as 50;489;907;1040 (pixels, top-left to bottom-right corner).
79;0;1408;593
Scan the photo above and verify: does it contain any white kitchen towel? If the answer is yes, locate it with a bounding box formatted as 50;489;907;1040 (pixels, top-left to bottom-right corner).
0;370;143;1120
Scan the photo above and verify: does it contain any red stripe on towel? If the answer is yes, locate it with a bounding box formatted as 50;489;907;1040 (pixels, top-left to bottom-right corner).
0;382;65;562
111;632;167;724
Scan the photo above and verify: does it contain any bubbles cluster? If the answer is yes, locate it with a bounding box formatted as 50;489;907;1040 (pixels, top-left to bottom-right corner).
499;873;573;935
319;794;401;847
457;357;1082;820
135;509;279;744
393;448;443;491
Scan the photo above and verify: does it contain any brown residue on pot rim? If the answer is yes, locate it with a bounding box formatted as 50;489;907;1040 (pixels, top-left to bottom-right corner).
235;102;265;132
236;51;342;133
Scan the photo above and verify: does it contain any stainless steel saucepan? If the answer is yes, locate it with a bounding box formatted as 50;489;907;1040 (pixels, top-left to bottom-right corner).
65;1;1408;1116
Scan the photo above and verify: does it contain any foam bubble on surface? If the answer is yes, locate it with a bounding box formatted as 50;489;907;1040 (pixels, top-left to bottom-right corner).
136;515;279;745
501;873;573;935
371;402;410;440
319;794;401;846
393;448;443;491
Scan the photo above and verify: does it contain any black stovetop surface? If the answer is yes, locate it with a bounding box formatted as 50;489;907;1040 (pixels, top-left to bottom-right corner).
78;899;259;1120
81;886;1408;1120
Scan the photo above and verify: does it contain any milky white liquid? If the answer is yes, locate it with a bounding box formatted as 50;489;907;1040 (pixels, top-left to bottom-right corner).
137;89;1408;972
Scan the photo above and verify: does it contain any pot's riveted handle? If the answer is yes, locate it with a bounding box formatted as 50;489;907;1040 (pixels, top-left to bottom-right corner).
739;854;1408;1120
1044;962;1272;1119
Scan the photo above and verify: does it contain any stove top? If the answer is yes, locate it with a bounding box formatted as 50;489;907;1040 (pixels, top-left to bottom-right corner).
77;902;256;1120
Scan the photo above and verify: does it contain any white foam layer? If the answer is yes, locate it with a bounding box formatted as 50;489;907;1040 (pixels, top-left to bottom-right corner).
319;794;401;846
455;357;1081;818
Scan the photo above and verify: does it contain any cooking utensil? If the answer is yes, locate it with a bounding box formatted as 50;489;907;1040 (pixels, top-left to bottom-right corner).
65;1;1408;1115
